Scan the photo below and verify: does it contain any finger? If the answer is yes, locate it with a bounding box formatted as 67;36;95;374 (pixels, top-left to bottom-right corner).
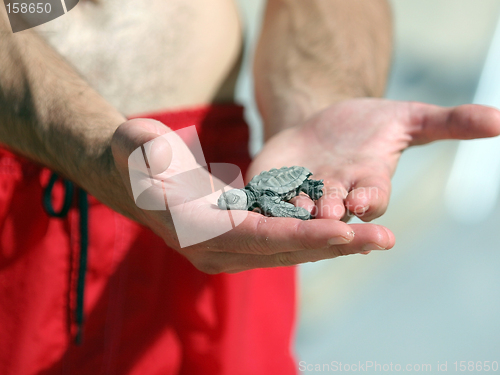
344;174;391;222
289;194;315;214
111;118;173;170
315;181;348;220
274;223;395;264
202;212;356;255
408;103;500;146
202;223;394;273
144;136;173;175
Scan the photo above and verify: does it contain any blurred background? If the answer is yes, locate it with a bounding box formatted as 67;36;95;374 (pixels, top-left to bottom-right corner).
235;0;500;371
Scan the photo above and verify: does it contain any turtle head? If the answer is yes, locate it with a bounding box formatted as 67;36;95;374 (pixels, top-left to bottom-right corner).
218;189;248;210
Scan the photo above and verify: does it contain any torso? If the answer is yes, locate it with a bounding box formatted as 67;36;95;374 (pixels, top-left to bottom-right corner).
35;0;243;116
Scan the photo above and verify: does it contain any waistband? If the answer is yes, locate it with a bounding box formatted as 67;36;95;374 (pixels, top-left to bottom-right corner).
128;103;246;131
0;103;249;171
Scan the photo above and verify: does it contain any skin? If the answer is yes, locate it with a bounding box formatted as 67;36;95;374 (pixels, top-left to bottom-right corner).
248;99;500;223
1;0;500;274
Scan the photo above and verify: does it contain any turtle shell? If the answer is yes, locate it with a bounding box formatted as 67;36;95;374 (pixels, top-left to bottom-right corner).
248;166;312;195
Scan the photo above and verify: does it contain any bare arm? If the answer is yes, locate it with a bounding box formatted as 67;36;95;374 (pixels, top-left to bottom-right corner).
250;0;500;225
0;7;138;217
254;0;392;139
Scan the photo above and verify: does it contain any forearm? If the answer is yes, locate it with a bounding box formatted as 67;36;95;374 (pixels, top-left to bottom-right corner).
0;8;133;214
254;0;392;139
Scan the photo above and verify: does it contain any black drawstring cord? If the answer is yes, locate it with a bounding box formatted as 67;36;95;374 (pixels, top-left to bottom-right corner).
42;172;89;345
43;173;74;217
75;188;88;345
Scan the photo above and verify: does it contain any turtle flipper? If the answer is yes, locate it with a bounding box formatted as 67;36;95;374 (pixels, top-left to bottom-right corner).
300;179;324;200
259;196;311;220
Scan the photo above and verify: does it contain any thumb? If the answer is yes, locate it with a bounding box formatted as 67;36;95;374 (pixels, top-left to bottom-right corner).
407;102;500;146
111;118;173;175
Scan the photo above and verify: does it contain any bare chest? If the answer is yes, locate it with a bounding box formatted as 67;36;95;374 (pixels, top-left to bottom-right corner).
35;0;241;115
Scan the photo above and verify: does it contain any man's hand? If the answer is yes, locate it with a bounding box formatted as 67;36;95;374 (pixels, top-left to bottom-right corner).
111;118;395;274
248;99;500;222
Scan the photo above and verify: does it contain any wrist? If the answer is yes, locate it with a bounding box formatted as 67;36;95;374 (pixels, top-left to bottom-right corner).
82;138;149;224
55;117;148;225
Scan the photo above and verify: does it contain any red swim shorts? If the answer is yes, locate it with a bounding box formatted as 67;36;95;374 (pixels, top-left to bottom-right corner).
0;104;297;375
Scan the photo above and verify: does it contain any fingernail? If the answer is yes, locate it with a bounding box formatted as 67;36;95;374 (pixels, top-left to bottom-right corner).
328;230;355;246
354;205;370;214
328;237;350;245
362;243;386;251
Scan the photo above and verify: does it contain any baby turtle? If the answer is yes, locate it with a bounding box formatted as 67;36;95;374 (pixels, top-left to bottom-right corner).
217;166;324;220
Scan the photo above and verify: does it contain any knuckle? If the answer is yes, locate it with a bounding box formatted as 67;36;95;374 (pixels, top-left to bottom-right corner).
245;236;271;255
245;218;281;255
233;234;269;255
274;251;297;267
327;245;350;257
192;258;225;275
